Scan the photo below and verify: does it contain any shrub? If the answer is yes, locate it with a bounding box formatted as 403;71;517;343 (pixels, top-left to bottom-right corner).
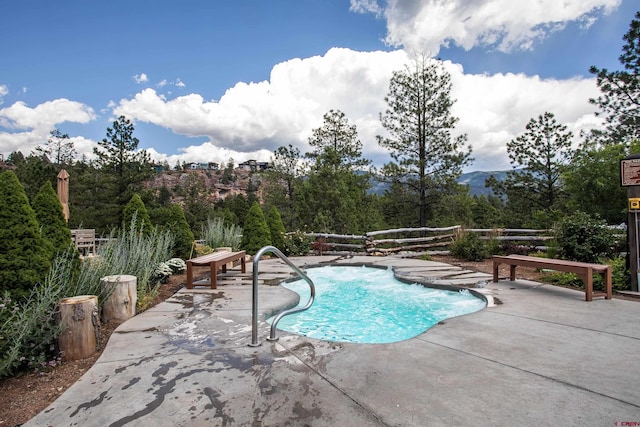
0;171;51;299
32;180;72;257
555;212;615;263
449;231;488;261
166;204;194;259
240;202;272;255
201;218;242;251
282;229;313;256
122;193;153;235
266;206;286;251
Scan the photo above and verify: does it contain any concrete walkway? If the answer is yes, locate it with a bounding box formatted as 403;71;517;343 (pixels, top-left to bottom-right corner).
26;255;640;426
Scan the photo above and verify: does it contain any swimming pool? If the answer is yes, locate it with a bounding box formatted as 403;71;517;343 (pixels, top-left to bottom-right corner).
268;265;486;344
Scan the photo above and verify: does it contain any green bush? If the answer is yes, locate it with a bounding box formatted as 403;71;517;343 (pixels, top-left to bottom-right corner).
166;204;194;259
240;202;272;255
32;180;73;257
0;171;51;299
449;231;488;261
555;212;615;263
282;229;313;256
541;256;628;292
266;206;286;251
122;193;153;235
200;217;242;251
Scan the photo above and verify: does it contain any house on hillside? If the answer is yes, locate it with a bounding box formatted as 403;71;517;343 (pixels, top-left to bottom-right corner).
238;160;270;172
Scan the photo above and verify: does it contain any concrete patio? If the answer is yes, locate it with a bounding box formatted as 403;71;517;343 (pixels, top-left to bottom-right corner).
25;255;640;426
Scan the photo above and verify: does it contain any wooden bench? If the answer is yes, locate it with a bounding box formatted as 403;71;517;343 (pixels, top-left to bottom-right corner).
492;255;612;302
186;251;246;289
71;229;96;256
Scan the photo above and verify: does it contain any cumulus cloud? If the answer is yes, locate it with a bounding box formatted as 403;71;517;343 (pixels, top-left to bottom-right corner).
112;48;600;172
351;0;621;53
133;73;149;84
0;85;8;105
0;99;96;155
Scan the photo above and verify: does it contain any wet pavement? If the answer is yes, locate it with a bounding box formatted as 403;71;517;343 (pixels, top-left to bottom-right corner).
25;255;640;426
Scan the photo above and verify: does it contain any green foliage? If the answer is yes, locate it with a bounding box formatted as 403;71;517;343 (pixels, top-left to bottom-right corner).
282;229;313;256
0;171;51;299
200;217;242;251
262;144;305;230
487;112;572;227
564;142;638;224
266;206;286;251
122;193;153;234
587;11;640;145
32;180;73;257
166;204;195;259
542;256;628;292
377;55;472;227
12;153;58;202
555;212;616;263
240;202;272;255
449;231;488;261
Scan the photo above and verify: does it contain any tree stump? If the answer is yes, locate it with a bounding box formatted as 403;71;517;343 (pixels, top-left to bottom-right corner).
58;295;99;361
101;274;137;323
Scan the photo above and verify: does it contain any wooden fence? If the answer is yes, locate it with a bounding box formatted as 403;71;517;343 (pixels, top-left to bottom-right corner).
301;226;555;255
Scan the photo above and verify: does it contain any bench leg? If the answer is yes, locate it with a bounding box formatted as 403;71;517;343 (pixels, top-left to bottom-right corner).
492;261;500;282
186;261;194;289
584;268;593;302
604;267;612;300
240;256;246;273
210;262;218;289
509;265;516;281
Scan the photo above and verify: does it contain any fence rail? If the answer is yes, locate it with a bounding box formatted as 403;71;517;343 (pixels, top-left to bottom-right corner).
299;226;555;255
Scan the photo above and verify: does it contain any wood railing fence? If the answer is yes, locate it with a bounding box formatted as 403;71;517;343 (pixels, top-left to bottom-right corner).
301;226;555;255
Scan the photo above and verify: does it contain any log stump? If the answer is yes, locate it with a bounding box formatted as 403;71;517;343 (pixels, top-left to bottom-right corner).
101;274;137;323
58;295;99;361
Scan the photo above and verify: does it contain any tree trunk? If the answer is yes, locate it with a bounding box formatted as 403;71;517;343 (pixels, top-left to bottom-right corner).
58;295;99;361
101;275;137;323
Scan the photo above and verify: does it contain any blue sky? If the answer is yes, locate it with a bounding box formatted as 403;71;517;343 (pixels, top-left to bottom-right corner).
1;0;638;171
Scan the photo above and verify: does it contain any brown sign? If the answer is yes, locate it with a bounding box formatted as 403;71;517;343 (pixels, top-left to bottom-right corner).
621;158;640;186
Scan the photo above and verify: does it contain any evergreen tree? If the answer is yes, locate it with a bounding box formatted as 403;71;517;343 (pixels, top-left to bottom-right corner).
487;112;572;227
0;171;51;298
166;204;195;259
266;206;286;251
240;202;271;255
122;193;153;234
377;55;472;227
32;181;72;257
588;11;640;145
262;144;305;230
35;129;76;165
93;116;154;223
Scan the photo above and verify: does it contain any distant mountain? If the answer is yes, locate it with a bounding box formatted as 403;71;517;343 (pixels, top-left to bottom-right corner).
457;170;509;196
368;170;509;197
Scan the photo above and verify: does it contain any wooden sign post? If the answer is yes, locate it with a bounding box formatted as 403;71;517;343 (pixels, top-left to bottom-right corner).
620;155;640;292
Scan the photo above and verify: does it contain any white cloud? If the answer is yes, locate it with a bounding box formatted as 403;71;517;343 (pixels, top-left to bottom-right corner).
133;73;149;84
352;0;621;53
0;85;8;105
0;99;96;155
113;48;600;172
174;78;185;88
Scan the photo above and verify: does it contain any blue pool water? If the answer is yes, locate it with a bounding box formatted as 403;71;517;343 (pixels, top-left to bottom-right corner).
268;265;486;344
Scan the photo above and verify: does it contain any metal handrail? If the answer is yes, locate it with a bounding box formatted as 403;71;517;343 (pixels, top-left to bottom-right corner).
249;245;315;347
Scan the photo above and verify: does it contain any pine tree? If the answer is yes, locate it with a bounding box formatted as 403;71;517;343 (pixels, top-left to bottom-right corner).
122;193;153;234
0;171;51;298
266;206;286;251
166;204;195;259
240;202;272;255
32;181;72;257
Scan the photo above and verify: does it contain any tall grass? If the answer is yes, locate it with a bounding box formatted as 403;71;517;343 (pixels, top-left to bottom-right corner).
200;218;242;251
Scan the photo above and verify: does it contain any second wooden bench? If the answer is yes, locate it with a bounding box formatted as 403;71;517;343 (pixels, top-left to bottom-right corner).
186;251;247;289
492;254;612;302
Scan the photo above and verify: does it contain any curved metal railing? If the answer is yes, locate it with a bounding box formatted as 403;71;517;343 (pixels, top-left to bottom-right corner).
249;245;315;347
